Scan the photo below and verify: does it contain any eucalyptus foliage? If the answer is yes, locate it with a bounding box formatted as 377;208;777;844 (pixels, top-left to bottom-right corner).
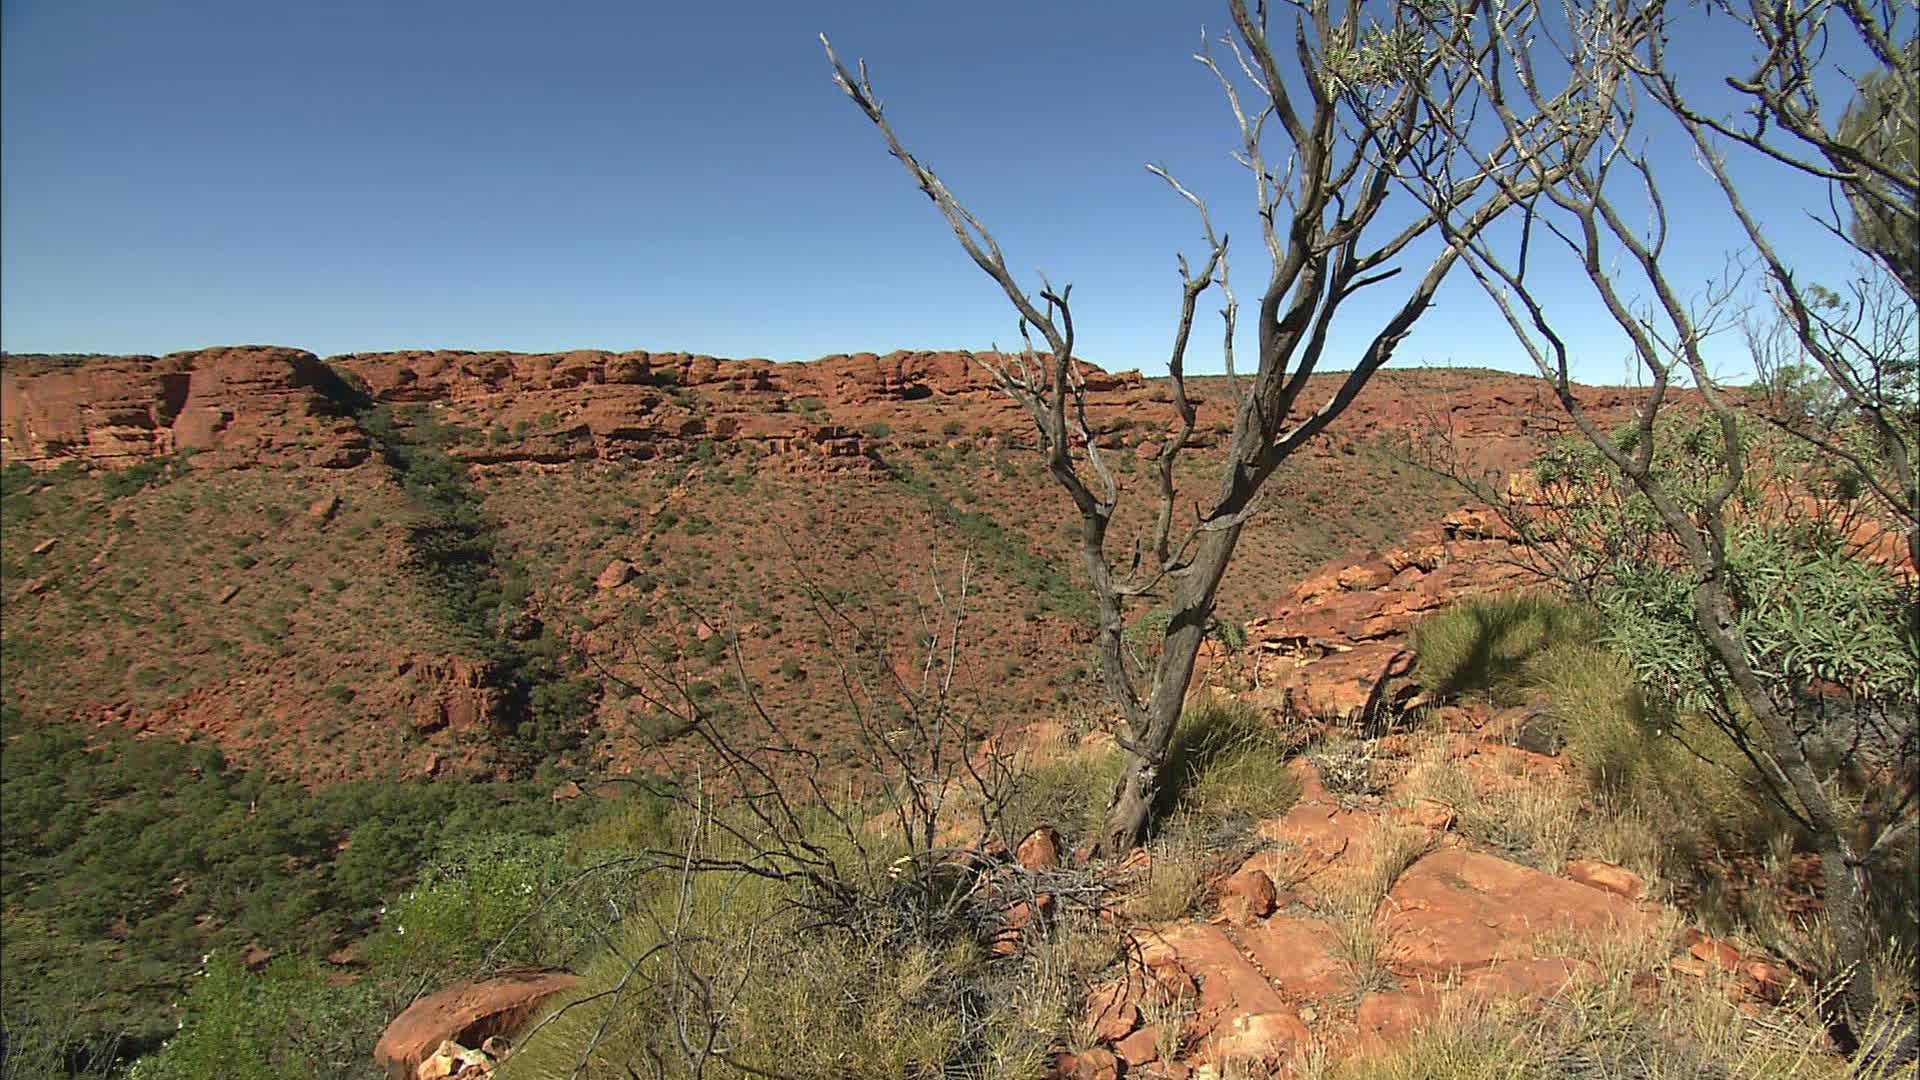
1529;411;1918;724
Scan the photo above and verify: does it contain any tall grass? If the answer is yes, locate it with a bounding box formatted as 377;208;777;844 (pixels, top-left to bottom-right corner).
996;742;1126;849
1156;694;1304;838
1409;594;1779;888
1524;639;1776;873
1313;921;1918;1080
497;805;1109;1080
1410;592;1604;705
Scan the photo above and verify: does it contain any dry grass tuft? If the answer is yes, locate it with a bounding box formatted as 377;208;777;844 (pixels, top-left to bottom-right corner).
1316;822;1436;994
1395;740;1581;874
1126;832;1220;924
1158;694;1305;839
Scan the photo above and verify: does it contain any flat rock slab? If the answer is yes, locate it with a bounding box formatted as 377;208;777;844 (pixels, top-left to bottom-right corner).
1233;914;1347;996
1383;848;1646;978
1132;922;1288;1021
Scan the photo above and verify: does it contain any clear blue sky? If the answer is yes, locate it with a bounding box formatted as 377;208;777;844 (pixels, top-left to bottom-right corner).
0;0;1890;381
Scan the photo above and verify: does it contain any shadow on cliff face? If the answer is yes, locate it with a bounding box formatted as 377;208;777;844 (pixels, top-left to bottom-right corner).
315;363;599;767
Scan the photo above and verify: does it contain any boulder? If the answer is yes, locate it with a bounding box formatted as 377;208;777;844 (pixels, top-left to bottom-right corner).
1565;859;1648;901
1207;1009;1311;1068
1056;1046;1121;1080
1114;1023;1162;1066
1083;980;1142;1042
595;560;634;590
1383;848;1649;979
1216;867;1277;925
373;970;579;1080
1337;561;1395;591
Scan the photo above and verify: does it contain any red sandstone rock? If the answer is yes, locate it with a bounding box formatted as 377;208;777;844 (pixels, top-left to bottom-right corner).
1084;980;1143;1042
1056;1047;1121;1080
595;561;634;590
373;970;579;1080
1233;914;1346;995
1383;848;1648;979
1217;867;1278;925
1355;990;1445;1047
1017;826;1063;870
1684;930;1745;970
1114;1024;1162;1066
1133;922;1290;1021
1393;798;1458;833
1565;859;1648;901
1207;1009;1311;1068
1337;560;1396;591
3;346;371;470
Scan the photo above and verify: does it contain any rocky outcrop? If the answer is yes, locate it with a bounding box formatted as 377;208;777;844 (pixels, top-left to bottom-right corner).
1;346;370;470
1234;508;1538;721
5;345;1650;479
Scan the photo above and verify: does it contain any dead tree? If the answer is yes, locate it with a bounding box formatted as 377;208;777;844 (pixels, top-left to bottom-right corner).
1396;0;1917;1053
823;0;1652;853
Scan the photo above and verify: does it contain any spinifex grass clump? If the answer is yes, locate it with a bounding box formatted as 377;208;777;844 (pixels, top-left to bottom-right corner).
1409;592;1604;706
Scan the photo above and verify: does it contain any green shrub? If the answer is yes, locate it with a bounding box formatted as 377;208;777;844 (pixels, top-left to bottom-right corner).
997;749;1123;848
99;454;189;500
128;952;381;1080
362;832;646;979
1525;640;1773;863
497;818;1084;1080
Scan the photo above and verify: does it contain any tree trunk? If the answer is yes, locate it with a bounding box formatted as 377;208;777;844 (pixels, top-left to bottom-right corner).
1693;577;1881;1050
1100;757;1159;858
1092;524;1244;855
1814;832;1876;1055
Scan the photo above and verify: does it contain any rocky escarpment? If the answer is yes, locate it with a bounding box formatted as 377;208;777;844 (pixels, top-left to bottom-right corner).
4;345;1655;479
0;346;1148;475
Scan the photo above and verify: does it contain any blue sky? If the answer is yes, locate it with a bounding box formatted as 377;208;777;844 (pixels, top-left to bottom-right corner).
0;0;1893;381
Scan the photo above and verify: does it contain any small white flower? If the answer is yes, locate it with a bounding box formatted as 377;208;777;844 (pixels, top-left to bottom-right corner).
396;925;406;936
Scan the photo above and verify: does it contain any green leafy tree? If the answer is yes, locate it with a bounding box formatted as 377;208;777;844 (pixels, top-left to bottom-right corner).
1431;0;1919;1052
1837;38;1919;289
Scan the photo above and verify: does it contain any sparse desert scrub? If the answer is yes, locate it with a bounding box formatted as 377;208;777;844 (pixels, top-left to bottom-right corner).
1098;696;1305;922
1123;832;1220;924
1525;639;1775;861
1323;911;1917;1080
1310;729;1388;804
995;743;1127;851
1407;595;1783;883
495;801;1114;1080
1409;589;1916;1060
1393;738;1580;875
